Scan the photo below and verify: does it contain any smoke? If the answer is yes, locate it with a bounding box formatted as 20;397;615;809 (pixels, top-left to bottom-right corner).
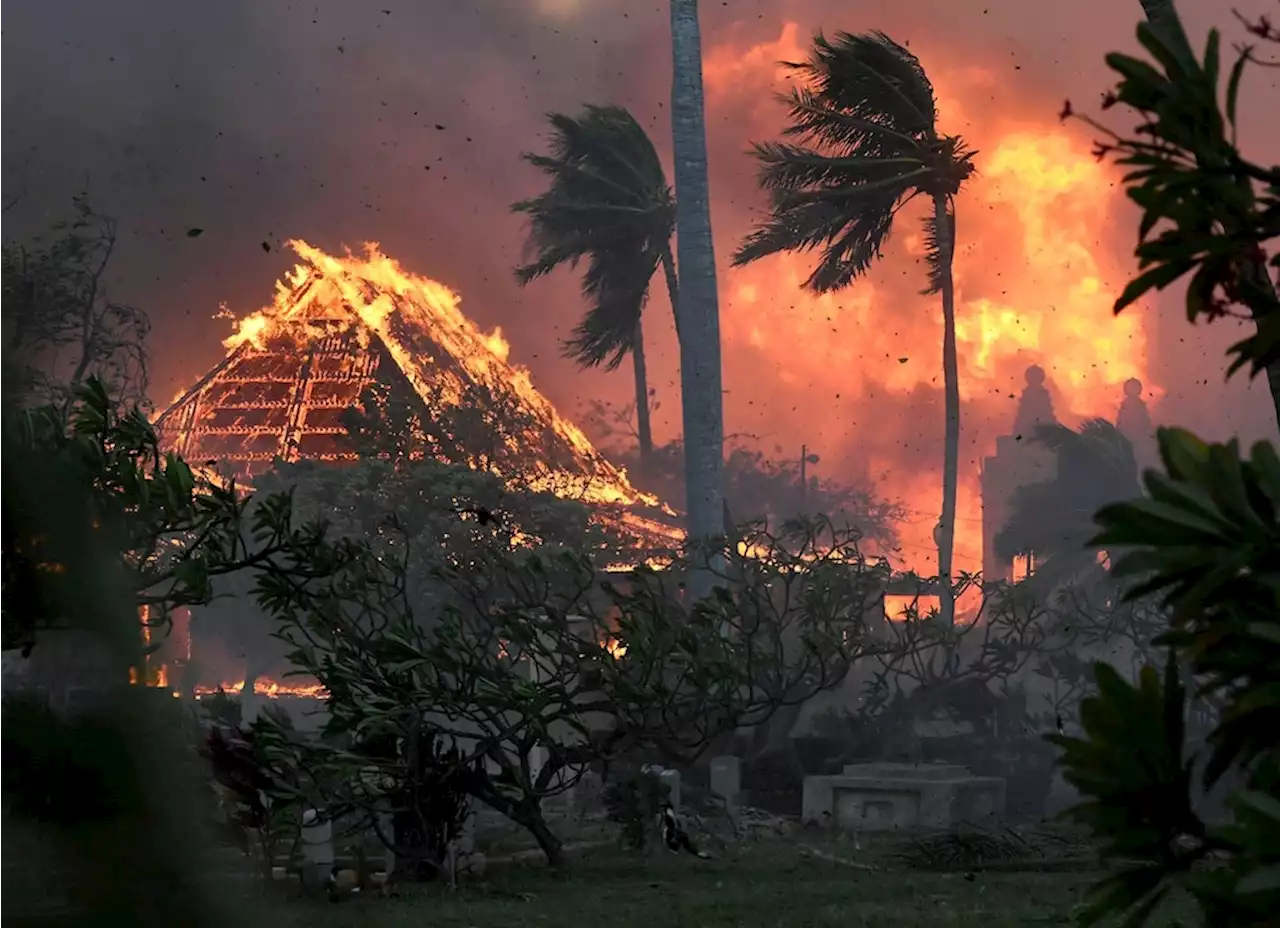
4;0;1276;569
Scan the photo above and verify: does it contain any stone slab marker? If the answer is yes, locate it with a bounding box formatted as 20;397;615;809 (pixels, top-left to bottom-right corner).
300;809;334;888
376;802;396;879
240;691;264;725
659;768;682;811
709;755;742;806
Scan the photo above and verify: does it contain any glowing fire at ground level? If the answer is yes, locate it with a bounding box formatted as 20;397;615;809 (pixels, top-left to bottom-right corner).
193;679;328;700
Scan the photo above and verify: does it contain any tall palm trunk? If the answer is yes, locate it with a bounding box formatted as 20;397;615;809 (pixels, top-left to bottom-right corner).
934;195;960;626
659;246;735;535
669;0;726;598
631;320;654;461
660;246;682;342
1138;0;1280;430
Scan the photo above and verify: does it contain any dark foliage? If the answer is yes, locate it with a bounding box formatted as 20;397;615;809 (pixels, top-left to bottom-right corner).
579;406;905;552
252;514;881;865
1050;428;1280;926
1;695;142;824
603;766;673;851
1;195;150;408
2;378;302;656
1066;9;1280;408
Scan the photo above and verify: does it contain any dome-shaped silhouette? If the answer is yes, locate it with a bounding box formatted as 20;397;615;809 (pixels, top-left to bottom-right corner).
1117;376;1155;459
1014;365;1055;434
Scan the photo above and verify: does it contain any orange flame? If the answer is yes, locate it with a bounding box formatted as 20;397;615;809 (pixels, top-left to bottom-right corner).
213;239;672;516
193;678;328;699
702;24;1160;576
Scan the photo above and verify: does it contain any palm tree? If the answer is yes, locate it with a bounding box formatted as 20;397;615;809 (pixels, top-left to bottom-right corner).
995;419;1142;593
732;31;975;622
670;0;727;594
512;106;679;462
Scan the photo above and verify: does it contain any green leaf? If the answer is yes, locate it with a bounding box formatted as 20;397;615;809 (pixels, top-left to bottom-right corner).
1235;865;1280;895
1233;789;1280;824
1184;261;1221;324
1114;260;1196;314
1092;497;1230;547
1157;428;1211;481
1225;50;1249;131
1202;29;1220;95
1250;440;1280;511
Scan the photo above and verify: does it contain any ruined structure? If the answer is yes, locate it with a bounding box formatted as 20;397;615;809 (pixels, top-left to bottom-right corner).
146;240;687;697
979;366;1058;582
154;240;680;547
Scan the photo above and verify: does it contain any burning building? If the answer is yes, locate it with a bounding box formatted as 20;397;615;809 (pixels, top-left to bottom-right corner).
151;239;682;697
158;241;669;503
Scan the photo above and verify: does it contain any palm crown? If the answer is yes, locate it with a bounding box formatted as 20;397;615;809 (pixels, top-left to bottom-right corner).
512;105;675;370
732;31;975;292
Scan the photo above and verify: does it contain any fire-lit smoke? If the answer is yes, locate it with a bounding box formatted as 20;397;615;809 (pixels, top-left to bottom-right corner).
698;22;1159;573
8;0;1188;585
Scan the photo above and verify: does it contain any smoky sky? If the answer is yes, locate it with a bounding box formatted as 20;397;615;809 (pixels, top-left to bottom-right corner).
5;0;1278;502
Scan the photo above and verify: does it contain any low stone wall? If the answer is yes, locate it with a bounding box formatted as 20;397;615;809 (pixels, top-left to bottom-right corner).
3;631;128;715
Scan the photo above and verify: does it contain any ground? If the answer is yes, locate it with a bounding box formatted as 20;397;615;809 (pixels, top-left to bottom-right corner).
264;835;1200;928
2;804;1201;927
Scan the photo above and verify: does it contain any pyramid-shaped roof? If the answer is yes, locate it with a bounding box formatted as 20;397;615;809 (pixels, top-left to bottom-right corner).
155;240;678;545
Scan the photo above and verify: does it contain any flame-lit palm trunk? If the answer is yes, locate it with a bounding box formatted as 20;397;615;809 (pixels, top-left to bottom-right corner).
935;195;960;626
631;319;654;462
670;0;726;597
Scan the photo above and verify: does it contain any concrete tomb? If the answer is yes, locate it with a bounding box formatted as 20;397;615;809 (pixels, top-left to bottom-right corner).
801;763;1005;831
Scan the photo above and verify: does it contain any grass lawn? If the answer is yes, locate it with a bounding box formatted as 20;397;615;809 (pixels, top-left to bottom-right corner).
265;836;1201;928
2;804;1200;927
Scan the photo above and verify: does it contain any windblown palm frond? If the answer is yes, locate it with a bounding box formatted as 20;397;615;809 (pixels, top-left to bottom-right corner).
996;419;1142;584
732;30;975;293
512;105;674;370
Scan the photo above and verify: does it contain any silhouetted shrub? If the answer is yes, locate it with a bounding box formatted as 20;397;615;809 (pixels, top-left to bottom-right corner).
1;695;143;823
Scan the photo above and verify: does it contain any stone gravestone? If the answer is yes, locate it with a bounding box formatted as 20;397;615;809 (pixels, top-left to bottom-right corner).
709;755;742;807
570;770;606;821
300;809;335;888
376;803;396;881
802;763;1005;832
240;691;264;725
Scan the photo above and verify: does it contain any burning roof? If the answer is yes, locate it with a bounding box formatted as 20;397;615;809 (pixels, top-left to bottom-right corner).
154;240;680;545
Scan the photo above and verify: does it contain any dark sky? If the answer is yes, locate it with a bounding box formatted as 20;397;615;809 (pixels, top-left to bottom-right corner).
5;0;1277;568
